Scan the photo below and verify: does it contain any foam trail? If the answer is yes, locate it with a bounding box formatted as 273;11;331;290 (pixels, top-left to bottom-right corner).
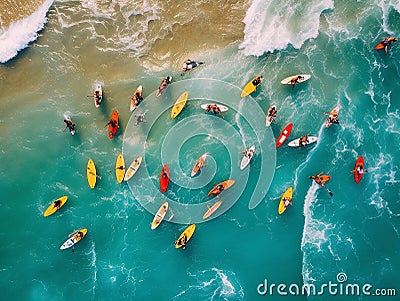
0;0;54;63
240;0;334;56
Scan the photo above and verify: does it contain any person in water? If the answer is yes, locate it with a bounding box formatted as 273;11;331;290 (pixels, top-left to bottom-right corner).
63;119;76;133
134;114;147;126
290;75;304;89
252;75;263;87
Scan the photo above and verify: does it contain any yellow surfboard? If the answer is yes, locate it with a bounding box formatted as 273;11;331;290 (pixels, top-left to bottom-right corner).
43;196;68;217
115;153;125;184
175;224;196;249
87;159;97;188
278;187;293;214
170;91;188;119
241;76;262;97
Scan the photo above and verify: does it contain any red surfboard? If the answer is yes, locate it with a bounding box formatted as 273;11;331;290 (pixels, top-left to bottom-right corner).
276;123;293;148
108;110;119;139
160;164;170;193
353;156;365;184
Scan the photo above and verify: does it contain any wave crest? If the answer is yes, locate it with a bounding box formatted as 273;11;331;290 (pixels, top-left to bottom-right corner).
240;0;334;56
0;0;54;63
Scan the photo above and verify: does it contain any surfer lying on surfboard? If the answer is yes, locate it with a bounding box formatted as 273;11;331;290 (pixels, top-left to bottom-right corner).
309;173;329;187
252;75;263;87
182;59;204;72
63;118;76;135
299;135;309;146
205;104;223;117
379;37;398;53
290;75;304;90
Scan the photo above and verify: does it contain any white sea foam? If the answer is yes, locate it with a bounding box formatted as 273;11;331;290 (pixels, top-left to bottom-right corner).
178;268;243;300
376;0;400;33
301;182;333;250
0;0;54;63
240;0;334;56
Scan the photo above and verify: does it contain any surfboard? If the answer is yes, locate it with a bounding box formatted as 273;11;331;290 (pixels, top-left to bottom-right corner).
170;91;188;119
94;84;102;108
278;187;293;215
203;200;222;219
288;136;318;147
115;153;125;184
60;229;88;250
124;156;142;181
87;159;97;189
280;74;311;85
276;123;293;148
130;85;143;112
175;224;196;249
208;179;235;197
200;104;229;113
160;164;170;193
241;76;262;97
353;156;365;184
43;196;68;217
191;153;207;177
240;145;255;170
151;202;169;230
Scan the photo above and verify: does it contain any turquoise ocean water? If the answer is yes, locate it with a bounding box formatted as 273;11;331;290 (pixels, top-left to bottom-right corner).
1;0;400;300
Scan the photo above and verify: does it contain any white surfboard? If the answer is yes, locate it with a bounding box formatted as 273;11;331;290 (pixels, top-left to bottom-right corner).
288;136;318;147
201;104;229;112
280;74;311;85
124;156;143;181
240;145;255;170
